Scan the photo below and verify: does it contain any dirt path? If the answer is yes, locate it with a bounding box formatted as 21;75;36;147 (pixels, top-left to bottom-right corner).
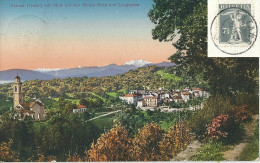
223;114;259;161
170;140;201;161
85;110;121;122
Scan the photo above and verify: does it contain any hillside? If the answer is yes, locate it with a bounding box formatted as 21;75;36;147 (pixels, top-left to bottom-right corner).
0;66;207;100
0;69;55;81
0;61;176;81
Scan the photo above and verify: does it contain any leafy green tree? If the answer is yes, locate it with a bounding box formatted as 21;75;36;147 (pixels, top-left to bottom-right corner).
79;98;88;106
129;104;136;114
0;111;35;161
148;0;258;95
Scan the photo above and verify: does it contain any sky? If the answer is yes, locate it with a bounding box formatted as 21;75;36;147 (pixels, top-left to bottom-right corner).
0;0;176;70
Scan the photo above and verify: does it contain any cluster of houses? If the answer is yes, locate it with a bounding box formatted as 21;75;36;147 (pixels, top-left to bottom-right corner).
119;88;209;108
12;76;209;118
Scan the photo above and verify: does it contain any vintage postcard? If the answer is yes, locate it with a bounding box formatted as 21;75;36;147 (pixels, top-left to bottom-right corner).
208;0;260;57
0;0;259;162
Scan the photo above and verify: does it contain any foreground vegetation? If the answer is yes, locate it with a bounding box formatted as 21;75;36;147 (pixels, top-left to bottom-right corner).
237;122;259;161
191;141;231;161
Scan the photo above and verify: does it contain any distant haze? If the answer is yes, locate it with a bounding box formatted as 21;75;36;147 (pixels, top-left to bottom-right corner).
0;60;175;82
0;0;176;71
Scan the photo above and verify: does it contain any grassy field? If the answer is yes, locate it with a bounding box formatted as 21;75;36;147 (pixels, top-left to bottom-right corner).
156;70;181;81
107;92;118;98
65;93;74;98
118;89;127;95
90;92;106;102
52;98;80;105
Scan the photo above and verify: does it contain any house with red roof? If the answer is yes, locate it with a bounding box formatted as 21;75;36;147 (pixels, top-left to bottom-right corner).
73;105;87;113
119;94;138;105
181;91;190;102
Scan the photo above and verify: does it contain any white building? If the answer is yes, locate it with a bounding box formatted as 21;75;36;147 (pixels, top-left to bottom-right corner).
172;96;182;103
73;105;87;113
137;100;144;107
181;92;190;102
119;94;138;105
192;88;210;98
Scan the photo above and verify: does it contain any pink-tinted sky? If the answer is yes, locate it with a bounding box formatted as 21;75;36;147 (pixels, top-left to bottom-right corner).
0;0;176;71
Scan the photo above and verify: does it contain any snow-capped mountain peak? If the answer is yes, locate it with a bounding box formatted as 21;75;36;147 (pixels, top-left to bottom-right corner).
34;68;68;72
123;60;152;67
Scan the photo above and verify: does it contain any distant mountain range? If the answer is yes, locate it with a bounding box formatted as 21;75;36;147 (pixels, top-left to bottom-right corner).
0;60;175;82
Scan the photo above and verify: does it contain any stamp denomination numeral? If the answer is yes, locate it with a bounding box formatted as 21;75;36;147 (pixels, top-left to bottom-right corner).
222;28;230;34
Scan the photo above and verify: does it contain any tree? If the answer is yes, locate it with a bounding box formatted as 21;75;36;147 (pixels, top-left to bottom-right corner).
0;112;35;161
67;153;83;162
159;123;191;160
0;139;19;162
132;123;164;161
86;124;132;161
129;104;136;114
148;0;258;95
79;99;88;106
61;103;77;115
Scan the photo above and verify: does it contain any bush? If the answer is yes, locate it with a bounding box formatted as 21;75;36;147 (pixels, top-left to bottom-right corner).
206;105;249;143
132;123;164;161
159;122;191;160
188;95;232;139
86;124;132;161
232;93;259;114
231;105;249;123
188;95;250;141
206;114;229;140
86;122;192;161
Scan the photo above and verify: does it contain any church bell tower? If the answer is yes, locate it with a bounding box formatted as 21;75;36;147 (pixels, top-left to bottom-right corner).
13;75;23;108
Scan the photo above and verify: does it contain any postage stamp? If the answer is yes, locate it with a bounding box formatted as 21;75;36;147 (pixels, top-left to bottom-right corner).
208;0;259;57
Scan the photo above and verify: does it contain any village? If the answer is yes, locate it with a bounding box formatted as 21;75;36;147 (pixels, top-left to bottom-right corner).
11;75;209;121
119;88;210;112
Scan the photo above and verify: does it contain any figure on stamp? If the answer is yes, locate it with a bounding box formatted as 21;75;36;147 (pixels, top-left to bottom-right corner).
222;9;246;44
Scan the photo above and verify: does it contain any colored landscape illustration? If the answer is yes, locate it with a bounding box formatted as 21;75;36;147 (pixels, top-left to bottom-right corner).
0;0;259;162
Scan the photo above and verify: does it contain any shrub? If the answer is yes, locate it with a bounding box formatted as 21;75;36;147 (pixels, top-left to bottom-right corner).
206;114;229;140
159;122;191;160
232;93;259;114
86;124;132;161
132;123;164;161
188;95;232;139
0;139;19;162
231;105;249;123
206;105;248;142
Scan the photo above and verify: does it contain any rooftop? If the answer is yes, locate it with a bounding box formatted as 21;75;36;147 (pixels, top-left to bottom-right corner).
121;94;137;97
77;105;86;109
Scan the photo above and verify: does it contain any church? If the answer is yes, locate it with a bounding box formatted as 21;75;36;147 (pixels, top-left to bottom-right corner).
13;75;46;120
